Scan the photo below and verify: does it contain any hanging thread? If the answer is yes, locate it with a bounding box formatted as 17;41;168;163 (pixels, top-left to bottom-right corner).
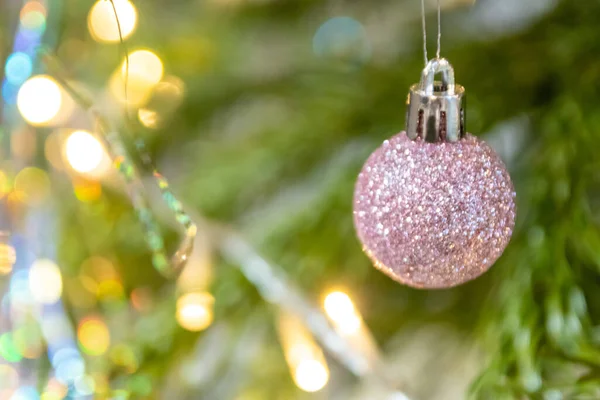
436;0;441;59
421;0;443;64
421;0;428;65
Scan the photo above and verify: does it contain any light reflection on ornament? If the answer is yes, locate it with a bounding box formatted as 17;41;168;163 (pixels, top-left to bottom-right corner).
78;317;110;356
88;0;138;43
17;75;63;125
64;130;105;174
176;292;214;332
313;16;371;64
29;259;63;304
323;291;361;334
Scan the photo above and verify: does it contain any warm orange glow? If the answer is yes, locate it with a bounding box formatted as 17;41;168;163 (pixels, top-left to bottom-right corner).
29;259;63;304
88;0;138;43
78;317;110;356
14;167;51;206
17;75;62;125
0;243;17;275
324;291;362;334
64;130;105;174
278;312;329;393
176;292;214;332
110;49;164;106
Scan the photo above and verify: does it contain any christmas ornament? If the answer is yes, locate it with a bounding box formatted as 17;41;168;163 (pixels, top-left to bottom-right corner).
353;58;516;289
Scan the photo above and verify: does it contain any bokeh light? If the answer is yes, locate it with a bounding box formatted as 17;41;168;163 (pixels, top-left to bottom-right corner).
81;256;118;281
278;312;330;393
41;378;68;400
130;287;153;312
97;279;125;301
0;171;12;199
5;53;33;85
78;317;110;356
293;359;329;393
64;130;105;173
110;344;139;373
138;108;159;128
74;375;95;396
0;364;19;395
20;1;47;32
313;17;371;64
88;0;138;43
10;270;31;305
13;324;44;359
73;179;102;202
55;354;85;384
45;132;65;170
0;333;23;362
324;291;361;334
176;292;214;332
42;316;74;347
110;49;164;106
125;50;164;84
0;242;17;275
29;259;63;304
9;386;39;400
11;126;37;161
17;75;63;125
14;167;51;206
137;76;186;128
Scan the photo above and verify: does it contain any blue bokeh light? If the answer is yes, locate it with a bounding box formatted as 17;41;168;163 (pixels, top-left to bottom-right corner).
2;81;19;105
9;386;40;400
5;52;33;85
313;16;372;64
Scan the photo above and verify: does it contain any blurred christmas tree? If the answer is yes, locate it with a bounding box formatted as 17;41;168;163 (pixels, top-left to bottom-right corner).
0;0;599;399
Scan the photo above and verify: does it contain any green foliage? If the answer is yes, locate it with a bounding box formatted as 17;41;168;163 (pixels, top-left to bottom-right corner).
48;0;600;398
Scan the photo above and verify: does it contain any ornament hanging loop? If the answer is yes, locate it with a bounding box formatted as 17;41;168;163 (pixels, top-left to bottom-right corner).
420;58;455;95
406;58;465;143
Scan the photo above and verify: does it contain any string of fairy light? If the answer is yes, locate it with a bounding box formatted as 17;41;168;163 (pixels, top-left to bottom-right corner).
0;1;410;399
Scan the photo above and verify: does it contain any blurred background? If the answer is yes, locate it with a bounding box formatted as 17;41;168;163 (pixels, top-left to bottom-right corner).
1;0;600;399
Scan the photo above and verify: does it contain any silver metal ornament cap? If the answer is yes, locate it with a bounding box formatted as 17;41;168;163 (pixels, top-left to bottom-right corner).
406;58;466;143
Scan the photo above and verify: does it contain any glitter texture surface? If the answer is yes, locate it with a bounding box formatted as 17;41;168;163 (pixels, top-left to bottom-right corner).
353;132;516;289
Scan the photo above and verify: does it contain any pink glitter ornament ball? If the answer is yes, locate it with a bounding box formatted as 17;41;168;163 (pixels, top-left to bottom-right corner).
353;132;516;288
353;58;516;289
